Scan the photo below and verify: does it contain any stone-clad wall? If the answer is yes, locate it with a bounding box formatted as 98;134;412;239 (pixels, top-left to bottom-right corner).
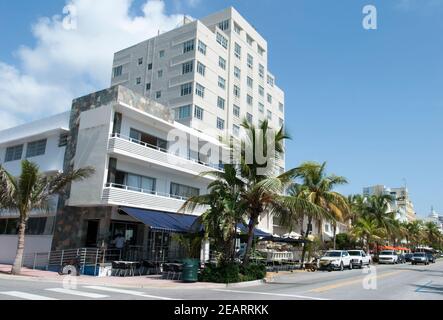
52;85;174;250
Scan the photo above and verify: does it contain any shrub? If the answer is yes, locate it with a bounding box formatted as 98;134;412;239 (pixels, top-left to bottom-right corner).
199;262;266;283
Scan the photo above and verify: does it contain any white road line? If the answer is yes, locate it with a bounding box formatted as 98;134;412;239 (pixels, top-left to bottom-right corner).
84;286;177;300
0;291;58;300
45;288;109;299
213;289;328;300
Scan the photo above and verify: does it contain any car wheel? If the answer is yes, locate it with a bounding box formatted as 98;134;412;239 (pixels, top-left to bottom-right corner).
360;261;363;269
349;262;353;270
340;262;344;271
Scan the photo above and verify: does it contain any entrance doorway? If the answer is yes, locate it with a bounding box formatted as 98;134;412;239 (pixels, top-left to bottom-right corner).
85;220;99;247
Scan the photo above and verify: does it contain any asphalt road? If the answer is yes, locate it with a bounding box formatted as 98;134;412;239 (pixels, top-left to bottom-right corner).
0;260;442;300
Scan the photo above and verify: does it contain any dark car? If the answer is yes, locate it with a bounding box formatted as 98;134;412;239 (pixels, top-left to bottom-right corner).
427;253;436;263
397;254;406;264
411;252;429;265
404;253;413;262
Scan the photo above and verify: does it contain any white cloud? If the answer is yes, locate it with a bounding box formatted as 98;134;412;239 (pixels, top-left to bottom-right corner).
0;0;187;130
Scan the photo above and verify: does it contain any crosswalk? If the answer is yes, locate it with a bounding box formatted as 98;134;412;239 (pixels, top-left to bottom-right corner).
0;285;177;300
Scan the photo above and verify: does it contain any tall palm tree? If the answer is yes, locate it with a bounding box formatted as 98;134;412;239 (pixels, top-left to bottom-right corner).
406;220;424;248
364;194;397;237
350;215;385;253
0;160;94;275
290;161;349;265
424;222;442;248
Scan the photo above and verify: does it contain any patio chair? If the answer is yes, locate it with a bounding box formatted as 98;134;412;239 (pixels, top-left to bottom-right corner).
111;261;122;277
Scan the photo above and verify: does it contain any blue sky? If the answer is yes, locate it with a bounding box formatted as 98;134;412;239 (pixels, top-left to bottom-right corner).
0;0;442;217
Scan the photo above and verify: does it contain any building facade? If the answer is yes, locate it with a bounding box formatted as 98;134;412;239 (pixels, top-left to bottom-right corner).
0;112;70;263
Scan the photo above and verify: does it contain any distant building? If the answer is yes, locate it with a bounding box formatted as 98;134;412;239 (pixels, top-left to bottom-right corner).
425;207;443;233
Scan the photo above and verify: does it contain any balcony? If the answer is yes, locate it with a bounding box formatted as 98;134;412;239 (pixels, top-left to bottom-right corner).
102;183;205;214
108;133;223;176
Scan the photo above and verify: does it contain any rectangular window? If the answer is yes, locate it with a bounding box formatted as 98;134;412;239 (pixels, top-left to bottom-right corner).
183;39;195;53
136;77;141;84
159;50;165;58
259;85;264;97
170;182;199;199
267;75;275;87
218;19;230;31
26;139;47;158
194;105;204;120
279;102;284;112
58;133;68;147
138;58;143;65
234;23;242;34
234;43;241;59
182;60;194;74
216;32;228;49
146;83;151;90
267;110;273;121
175;105;191;120
113;66;123;78
279;117;284;127
233;124;240;137
259;102;264;114
218;76;226;89
247;54;253;69
246;34;254;46
195;83;205;98
5;145;23;162
267;94;273;104
259;64;264;78
180;82;193;96
216;117;225;130
156;91;162;99
247;94;253;106
247;113;253;124
197;62;206;76
217;97;225;110
247;76;253;88
234;66;241;79
148;63;153;70
233;105;240;117
258;45;265;56
198;40;207;55
157;70;163;78
219;57;226;70
126;173;156;193
233;85;240;98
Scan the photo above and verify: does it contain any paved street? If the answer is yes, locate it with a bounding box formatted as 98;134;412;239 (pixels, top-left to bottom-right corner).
0;260;442;300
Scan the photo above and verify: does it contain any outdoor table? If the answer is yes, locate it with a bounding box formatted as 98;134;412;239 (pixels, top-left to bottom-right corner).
113;261;139;277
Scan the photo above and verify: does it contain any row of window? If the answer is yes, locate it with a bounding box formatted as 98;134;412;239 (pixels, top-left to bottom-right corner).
4;138;47;163
0;217;53;235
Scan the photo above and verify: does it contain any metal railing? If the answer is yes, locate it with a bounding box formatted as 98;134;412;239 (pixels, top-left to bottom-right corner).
22;248;122;275
104;182;190;202
110;132;224;171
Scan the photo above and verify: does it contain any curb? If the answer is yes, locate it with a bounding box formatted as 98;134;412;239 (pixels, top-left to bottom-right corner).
224;279;265;288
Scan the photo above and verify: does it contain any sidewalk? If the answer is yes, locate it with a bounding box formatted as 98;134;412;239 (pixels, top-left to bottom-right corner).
0;264;227;289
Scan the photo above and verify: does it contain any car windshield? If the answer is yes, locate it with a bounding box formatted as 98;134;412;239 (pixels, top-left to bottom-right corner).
414;253;425;257
380;251;394;255
348;251;361;256
324;251;341;257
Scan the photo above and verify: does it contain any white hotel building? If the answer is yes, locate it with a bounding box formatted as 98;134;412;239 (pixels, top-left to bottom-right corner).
0;7;285;262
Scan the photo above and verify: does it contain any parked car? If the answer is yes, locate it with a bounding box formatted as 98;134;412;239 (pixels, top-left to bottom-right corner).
319;250;352;271
426;253;436;264
347;250;371;268
404;253;413;262
378;250;399;264
397;254;406;264
411;252;429;265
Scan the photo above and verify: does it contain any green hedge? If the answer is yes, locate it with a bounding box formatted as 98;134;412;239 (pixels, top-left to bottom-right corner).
199;263;266;283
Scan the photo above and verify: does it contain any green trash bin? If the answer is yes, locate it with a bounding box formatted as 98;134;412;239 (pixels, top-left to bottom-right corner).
182;259;200;283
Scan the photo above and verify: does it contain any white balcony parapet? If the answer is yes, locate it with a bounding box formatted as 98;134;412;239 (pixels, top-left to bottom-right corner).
108;133;224;174
102;183;205;214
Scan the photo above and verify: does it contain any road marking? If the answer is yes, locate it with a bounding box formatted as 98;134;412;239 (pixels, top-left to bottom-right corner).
84;286;177;300
45;288;109;299
213;289;328;300
309;270;406;293
0;291;58;300
415;281;433;293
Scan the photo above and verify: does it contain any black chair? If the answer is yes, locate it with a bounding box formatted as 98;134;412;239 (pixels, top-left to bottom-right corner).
111;261;122;276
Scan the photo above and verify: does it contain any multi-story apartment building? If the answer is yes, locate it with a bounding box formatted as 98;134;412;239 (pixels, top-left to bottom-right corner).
0;112;70;263
110;7;285;173
363;185;416;222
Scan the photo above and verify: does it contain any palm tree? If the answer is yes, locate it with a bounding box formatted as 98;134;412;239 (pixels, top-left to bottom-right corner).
290;161;349;265
364;194;397;237
424;222;442;248
0;160;94;275
406;220;424;248
350;215;385;253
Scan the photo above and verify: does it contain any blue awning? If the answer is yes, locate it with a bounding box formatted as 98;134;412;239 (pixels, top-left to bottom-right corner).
120;207;272;238
120;207;198;233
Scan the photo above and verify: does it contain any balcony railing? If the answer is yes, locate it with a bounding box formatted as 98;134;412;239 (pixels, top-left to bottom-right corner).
104;183;190;202
109;133;224;171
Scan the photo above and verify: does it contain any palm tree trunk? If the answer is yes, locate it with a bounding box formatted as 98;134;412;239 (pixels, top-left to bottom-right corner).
11;215;27;275
243;215;258;266
300;216;312;269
